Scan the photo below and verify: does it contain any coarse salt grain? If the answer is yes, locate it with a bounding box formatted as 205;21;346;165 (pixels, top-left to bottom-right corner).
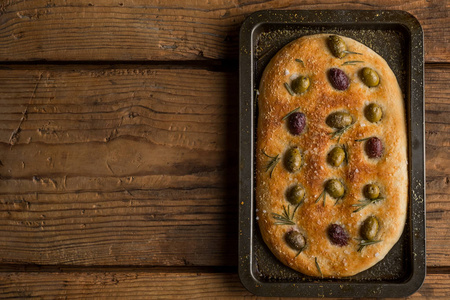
284;69;290;76
375;252;380;257
256;216;259;220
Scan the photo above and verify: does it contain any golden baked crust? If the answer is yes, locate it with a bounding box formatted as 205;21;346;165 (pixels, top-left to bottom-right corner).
256;34;408;277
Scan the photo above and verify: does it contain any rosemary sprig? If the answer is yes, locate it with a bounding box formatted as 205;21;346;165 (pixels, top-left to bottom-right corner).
329;123;354;143
295;58;304;66
282;107;300;121
284;82;295;96
343;50;363;55
262;150;280;178
315;257;323;278
354;136;372;142
357;239;382;252
271;204;298;225
342;60;364;66
352;197;384;213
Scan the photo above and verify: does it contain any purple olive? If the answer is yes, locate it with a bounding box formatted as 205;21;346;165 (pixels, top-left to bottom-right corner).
328;68;350;91
327;224;349;247
365;137;383;158
289;112;306;135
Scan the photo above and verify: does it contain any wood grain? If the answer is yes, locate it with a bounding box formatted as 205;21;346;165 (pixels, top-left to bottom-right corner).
425;65;450;267
0;67;239;266
0;0;447;62
0;1;447;298
0;268;448;299
0;65;447;268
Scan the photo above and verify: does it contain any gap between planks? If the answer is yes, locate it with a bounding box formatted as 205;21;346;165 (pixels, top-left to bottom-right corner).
0;60;446;71
0;265;447;275
0;265;238;274
0;60;239;72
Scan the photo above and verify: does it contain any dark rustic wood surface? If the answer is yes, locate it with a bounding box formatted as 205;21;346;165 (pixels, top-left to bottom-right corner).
0;268;449;299
0;0;448;298
0;0;448;62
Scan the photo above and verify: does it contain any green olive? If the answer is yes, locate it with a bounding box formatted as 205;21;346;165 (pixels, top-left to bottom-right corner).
360;67;380;87
285;231;306;251
364;103;383;123
361;216;379;241
364;184;380;200
326;111;353;129
328;35;347;59
287;184;306;205
327;147;345;167
325;179;345;199
291;76;310;94
284;147;302;173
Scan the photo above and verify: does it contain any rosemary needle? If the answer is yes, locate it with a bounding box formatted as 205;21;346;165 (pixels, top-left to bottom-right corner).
342;60;364;66
357;240;381;252
295;245;305;257
284;82;295;96
354;137;372;142
315;190;326;205
343;50;363;55
282;107;300;121
295;58;304;66
315;257;323;278
342;143;349;165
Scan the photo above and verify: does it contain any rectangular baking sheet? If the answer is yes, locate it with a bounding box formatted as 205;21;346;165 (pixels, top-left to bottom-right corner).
238;10;425;298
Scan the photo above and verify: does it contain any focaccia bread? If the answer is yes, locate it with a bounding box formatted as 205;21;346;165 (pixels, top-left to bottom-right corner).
256;34;408;278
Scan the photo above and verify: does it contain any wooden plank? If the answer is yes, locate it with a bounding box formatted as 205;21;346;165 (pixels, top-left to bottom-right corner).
0;268;448;299
425;65;450;267
0;67;239;266
0;0;447;62
0;66;448;267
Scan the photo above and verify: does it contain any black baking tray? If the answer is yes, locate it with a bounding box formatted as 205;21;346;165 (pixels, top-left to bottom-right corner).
238;10;425;297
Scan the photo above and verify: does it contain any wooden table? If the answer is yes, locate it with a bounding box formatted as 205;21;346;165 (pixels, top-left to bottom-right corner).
0;1;448;298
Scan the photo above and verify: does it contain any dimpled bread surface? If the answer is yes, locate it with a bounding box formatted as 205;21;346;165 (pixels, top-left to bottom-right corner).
256;34;408;277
